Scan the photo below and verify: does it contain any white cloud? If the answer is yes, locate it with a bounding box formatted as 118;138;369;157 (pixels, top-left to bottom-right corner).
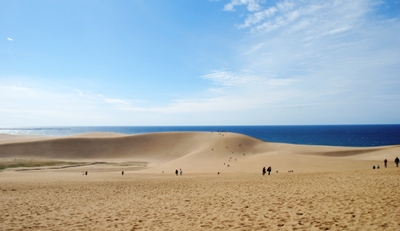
7;37;13;41
227;0;370;36
223;0;264;12
213;0;400;124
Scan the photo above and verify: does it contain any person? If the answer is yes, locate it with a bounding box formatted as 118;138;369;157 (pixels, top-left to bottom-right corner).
262;167;266;176
373;165;376;169
267;166;271;175
122;171;124;176
384;159;388;168
377;165;380;169
395;157;399;167
180;168;183;176
175;169;178;176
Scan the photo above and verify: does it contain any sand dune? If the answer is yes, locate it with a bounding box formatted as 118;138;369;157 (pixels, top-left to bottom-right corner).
1;132;400;230
1;132;398;173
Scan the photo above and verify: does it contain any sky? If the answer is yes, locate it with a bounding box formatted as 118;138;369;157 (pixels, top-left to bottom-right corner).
1;0;399;126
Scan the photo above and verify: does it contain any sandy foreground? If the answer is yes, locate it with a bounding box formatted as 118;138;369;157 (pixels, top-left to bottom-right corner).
1;132;399;230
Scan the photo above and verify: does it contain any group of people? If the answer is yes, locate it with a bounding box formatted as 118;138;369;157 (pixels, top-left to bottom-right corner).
374;157;399;169
262;166;272;175
175;169;183;176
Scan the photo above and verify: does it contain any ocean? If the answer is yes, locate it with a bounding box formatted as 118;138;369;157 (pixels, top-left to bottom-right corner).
1;125;399;147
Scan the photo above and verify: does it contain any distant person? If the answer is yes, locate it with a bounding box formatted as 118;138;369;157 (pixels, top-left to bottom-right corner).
267;166;272;175
395;157;399;167
180;169;183;176
262;167;266;176
85;171;88;175
373;165;376;169
175;169;178;176
122;171;124;176
384;159;388;168
377;165;380;169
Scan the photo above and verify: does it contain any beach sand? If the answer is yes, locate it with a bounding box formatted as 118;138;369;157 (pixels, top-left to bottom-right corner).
1;132;399;230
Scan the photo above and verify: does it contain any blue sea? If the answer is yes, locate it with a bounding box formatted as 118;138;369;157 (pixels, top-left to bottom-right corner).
1;125;399;147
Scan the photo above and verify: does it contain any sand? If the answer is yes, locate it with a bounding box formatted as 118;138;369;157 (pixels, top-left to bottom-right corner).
1;132;399;230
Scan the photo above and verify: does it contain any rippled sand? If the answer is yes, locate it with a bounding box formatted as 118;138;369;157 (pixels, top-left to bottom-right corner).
1;169;399;230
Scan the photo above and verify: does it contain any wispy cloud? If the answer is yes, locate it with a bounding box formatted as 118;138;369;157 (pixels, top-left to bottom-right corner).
7;37;13;41
225;0;371;36
209;0;400;124
223;0;263;12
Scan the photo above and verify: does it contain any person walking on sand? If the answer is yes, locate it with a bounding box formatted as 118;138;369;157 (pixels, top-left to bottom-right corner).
267;166;272;175
384;159;388;168
122;171;124;176
262;167;266;176
180;168;183;176
175;169;178;176
395;157;399;167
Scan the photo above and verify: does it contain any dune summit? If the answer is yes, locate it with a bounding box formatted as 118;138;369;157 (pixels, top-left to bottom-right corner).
1;132;400;230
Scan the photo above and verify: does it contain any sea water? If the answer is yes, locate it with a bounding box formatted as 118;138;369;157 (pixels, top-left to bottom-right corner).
1;125;399;147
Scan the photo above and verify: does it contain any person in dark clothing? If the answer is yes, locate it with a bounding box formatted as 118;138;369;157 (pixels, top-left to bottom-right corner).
384;159;388;168
175;169;178;176
122;171;124;176
262;167;266;176
267;166;272;175
395;157;399;167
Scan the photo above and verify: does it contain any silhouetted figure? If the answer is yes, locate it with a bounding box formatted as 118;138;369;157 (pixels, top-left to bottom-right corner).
262;167;266;175
85;171;88;175
377;165;380;169
395;157;399;167
180;168;183;176
267;166;272;175
122;171;124;176
373;165;376;169
384;159;388;168
175;169;178;176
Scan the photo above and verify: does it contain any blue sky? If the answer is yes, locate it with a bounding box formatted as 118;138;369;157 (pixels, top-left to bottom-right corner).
1;0;399;126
